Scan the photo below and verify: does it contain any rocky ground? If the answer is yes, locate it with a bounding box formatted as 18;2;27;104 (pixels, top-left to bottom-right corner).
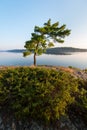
39;65;87;80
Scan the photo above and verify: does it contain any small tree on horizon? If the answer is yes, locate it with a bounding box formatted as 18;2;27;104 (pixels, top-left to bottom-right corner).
23;19;71;66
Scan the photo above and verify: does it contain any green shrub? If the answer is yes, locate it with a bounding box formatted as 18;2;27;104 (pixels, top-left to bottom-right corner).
68;79;87;125
0;67;80;124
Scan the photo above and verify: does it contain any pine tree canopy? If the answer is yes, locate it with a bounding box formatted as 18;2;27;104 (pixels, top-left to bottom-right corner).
23;19;71;65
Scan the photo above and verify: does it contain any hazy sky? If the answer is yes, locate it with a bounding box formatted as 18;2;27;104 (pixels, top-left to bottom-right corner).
0;0;87;49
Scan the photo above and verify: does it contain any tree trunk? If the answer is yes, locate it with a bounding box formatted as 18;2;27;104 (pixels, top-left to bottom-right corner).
34;52;36;66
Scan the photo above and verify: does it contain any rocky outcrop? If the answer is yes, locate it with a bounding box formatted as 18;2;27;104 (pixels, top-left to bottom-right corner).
0;114;87;130
45;65;87;80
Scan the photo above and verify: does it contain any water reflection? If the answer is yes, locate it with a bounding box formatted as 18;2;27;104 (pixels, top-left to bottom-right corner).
0;52;87;69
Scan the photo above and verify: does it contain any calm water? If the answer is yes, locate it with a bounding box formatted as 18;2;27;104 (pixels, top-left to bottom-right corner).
0;52;87;69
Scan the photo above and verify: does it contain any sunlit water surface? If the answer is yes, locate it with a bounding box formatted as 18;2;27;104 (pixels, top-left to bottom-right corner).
0;52;87;69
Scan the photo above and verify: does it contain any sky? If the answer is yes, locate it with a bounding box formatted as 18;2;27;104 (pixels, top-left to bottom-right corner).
0;0;87;50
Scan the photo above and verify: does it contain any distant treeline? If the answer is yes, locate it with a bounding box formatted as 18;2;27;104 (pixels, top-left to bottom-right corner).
46;47;87;55
1;47;87;55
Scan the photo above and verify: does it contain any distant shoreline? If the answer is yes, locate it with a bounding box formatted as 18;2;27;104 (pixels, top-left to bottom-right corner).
0;47;87;55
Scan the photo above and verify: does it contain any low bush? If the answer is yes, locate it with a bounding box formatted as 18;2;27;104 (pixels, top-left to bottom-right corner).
0;67;86;125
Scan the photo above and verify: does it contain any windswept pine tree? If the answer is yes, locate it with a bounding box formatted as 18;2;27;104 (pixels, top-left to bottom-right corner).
23;19;71;66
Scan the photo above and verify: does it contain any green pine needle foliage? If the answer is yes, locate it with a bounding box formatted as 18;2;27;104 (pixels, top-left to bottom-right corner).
23;19;71;65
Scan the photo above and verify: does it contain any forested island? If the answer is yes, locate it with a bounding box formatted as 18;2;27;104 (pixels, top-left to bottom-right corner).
2;47;87;55
46;47;87;55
